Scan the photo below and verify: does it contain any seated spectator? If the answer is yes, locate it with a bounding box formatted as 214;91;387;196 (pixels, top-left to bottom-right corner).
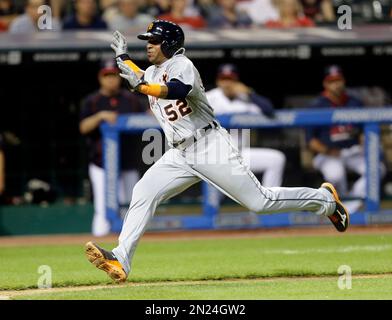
236;0;279;25
63;0;108;30
53;0;69;18
158;0;206;29
265;0;314;28
140;0;171;17
9;0;61;33
196;0;216;18
207;0;253;28
182;0;204;17
0;0;18;32
108;0;154;31
300;0;335;23
100;0;119;25
206;64;286;188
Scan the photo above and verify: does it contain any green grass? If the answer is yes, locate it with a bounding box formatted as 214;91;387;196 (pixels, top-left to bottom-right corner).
13;277;392;300
0;233;391;299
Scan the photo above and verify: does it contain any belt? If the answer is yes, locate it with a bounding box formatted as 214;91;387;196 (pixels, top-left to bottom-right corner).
172;120;219;149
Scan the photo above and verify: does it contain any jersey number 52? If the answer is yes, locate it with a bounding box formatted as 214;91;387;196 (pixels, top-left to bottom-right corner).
164;100;193;122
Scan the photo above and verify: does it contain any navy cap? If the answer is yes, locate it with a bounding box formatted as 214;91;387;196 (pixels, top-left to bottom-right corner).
99;59;119;76
217;64;239;80
324;65;345;82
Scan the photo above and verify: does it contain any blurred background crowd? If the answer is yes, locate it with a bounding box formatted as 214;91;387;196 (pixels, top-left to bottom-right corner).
1;0;392;33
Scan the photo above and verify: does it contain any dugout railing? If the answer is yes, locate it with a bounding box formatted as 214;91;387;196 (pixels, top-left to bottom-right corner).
102;107;392;232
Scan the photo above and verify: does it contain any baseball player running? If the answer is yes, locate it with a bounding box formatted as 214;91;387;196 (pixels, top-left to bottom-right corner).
85;20;349;283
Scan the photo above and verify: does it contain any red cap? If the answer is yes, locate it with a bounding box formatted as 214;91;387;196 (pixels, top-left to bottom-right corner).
99;59;119;76
324;65;345;82
217;64;239;80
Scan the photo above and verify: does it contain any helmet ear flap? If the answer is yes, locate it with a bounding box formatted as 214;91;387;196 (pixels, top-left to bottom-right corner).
161;36;185;58
161;40;178;58
160;40;170;58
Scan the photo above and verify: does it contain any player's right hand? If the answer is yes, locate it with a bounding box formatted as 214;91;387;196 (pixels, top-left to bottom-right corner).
111;31;128;57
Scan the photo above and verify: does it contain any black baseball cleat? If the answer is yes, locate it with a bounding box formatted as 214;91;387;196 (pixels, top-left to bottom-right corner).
85;241;127;283
321;182;350;232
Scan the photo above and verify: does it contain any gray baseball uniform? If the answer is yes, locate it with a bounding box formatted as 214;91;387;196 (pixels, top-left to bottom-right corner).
112;54;336;275
145;54;215;146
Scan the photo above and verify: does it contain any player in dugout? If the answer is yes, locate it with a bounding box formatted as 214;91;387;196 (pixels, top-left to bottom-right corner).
79;59;146;237
206;63;286;189
305;65;386;213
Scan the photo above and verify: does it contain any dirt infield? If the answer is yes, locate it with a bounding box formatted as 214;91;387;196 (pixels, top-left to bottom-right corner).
0;225;391;247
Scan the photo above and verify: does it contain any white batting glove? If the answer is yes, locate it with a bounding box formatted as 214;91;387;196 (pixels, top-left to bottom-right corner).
117;58;142;89
111;31;128;57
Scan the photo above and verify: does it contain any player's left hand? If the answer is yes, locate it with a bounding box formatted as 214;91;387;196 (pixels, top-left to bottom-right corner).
117;58;142;89
232;82;252;96
111;31;128;57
